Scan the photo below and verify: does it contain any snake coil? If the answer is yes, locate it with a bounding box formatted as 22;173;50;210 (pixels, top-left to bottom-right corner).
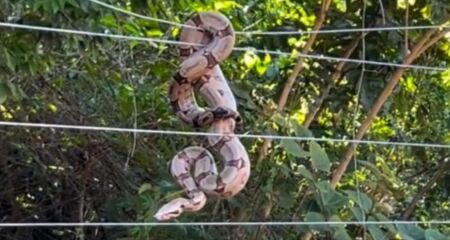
154;12;251;221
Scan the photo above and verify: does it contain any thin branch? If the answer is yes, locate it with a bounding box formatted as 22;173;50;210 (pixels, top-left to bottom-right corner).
401;157;450;220
330;15;450;188
303;32;365;128
405;1;409;53
256;0;332;166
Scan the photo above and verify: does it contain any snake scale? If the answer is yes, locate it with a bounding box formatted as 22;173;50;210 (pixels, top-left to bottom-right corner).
154;12;251;221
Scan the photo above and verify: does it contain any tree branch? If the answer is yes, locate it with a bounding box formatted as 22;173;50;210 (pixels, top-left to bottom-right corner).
303;32;365;128
257;0;332;166
401;157;450;220
330;16;450;188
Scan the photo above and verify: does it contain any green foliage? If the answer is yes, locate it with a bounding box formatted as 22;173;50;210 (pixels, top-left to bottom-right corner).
0;0;449;239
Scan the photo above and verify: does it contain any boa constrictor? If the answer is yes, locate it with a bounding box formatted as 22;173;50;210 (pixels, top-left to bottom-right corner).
154;12;251;221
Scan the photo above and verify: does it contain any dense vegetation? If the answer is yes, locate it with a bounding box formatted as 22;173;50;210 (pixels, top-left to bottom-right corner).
0;0;449;239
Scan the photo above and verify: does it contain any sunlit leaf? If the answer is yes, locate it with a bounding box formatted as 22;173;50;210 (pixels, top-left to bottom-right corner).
138;183;153;194
309;141;330;172
280;139;309;158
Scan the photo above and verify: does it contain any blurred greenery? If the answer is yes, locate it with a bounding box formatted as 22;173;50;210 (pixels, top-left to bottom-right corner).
0;0;449;239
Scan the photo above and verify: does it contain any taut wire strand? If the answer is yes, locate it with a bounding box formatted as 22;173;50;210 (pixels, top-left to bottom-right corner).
88;0;200;30
0;121;449;149
0;22;447;71
88;0;450;36
0;220;449;227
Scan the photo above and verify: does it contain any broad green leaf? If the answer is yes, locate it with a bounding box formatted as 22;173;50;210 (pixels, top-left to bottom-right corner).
424;229;447;240
350;206;364;221
344;190;373;213
3;49;16;71
396;224;425;240
304;211;329;231
328;215;342;227
0;83;9;104
368;223;387;240
297;165;314;180
279;192;295;210
272;113;290;128
309;141;330;172
280;139;309;158
316;181;348;211
295;124;314;138
333;228;352;240
328;214;351;240
374;213;397;234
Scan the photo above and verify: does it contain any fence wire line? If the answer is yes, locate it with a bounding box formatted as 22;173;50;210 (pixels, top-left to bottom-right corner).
1;22;447;71
88;0;450;36
0;121;449;149
0;220;449;227
88;0;200;30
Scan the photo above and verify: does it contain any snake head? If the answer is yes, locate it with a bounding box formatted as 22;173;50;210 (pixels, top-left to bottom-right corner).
154;204;182;221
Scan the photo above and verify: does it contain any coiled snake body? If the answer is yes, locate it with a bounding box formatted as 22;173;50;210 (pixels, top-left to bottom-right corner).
154;12;250;221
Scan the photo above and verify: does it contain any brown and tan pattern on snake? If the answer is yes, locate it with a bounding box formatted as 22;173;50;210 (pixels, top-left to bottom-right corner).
154;12;250;221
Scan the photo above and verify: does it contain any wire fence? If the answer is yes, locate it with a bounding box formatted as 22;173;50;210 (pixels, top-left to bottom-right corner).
0;22;447;71
0;220;449;227
1;0;450;230
87;0;450;36
0;121;449;149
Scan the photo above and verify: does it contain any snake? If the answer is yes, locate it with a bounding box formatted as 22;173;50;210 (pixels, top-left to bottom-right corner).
153;12;251;221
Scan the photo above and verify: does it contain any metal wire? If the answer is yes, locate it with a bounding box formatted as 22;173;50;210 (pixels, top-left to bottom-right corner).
88;0;200;30
0;22;447;71
88;0;450;36
0;121;449;149
0;220;449;227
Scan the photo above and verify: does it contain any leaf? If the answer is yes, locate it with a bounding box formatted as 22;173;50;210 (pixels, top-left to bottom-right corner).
350;207;364;221
138;183;153;194
0;83;10;104
333;228;352;240
396;224;425;240
280;139;309;158
333;0;347;12
298;165;314;180
3;49;16;71
295;123;314;138
278;191;295;210
304;211;329;232
146;29;164;37
357;160;383;178
368;224;387;240
272;113;290;128
424;229;447;240
328;215;352;240
316;181;348;211
242;51;258;68
309;141;330;172
344;190;373;213
374;213;397;234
